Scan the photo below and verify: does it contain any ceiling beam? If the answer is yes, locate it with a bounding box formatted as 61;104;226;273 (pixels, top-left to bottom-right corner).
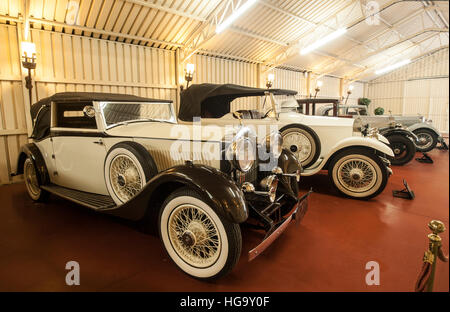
125;0;206;22
318;6;440;74
352;45;449;82
348;34;446;81
181;0;279;64
261;0;364;73
0;15;184;48
352;28;448;64
228;26;289;46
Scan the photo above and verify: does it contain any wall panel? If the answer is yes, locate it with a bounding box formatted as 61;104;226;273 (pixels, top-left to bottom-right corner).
271;68;307;97
366;48;449;132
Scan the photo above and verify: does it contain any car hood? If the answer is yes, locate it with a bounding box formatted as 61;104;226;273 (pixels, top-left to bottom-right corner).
278;111;355;127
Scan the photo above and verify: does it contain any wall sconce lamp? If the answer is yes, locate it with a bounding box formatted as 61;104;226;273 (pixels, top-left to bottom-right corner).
313;80;323;98
344;85;354;105
21;41;36;108
184;63;195;89
266;74;274;89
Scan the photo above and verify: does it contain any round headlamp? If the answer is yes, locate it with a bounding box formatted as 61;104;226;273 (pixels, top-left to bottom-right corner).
226;137;255;172
265;132;283;158
260;175;278;203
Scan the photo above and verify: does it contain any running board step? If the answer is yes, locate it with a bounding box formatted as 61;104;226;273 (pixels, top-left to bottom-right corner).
41;184;116;210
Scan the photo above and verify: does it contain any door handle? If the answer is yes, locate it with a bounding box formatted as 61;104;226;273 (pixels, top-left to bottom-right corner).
93;139;103;145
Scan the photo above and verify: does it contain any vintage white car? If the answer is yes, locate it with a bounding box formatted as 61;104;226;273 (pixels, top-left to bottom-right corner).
317;103;445;152
179;84;394;200
14;92;310;280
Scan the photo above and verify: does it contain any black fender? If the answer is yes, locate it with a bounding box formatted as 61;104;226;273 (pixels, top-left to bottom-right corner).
103;162;248;225
15;143;50;185
380;128;419;143
277;149;301;198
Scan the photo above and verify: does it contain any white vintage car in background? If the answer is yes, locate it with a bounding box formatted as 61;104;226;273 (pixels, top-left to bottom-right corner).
179;84;394;200
14;92;310;280
317;104;445;152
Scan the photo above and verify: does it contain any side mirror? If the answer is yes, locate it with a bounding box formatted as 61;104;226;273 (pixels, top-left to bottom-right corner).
83;106;96;118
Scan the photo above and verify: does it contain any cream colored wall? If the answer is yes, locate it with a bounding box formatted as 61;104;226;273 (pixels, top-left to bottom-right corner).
365;48;449;133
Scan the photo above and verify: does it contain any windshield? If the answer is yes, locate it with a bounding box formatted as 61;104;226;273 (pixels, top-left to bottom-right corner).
100;101;176;128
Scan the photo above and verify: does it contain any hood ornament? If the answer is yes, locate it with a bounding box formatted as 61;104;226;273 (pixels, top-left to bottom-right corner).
233;111;244;125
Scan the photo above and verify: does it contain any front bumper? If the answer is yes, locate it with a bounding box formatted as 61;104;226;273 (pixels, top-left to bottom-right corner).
248;189;312;261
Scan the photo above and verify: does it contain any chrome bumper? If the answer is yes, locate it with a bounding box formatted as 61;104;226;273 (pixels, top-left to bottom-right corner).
248;189;312;261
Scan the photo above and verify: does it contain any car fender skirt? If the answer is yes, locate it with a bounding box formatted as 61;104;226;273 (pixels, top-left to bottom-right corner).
103;163;249;223
16;143;50;185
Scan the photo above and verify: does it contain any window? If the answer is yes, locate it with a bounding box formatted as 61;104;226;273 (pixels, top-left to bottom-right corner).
55;102;97;129
100;102;175;128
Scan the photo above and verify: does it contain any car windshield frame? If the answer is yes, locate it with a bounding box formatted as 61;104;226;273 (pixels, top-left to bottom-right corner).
99;101;177;129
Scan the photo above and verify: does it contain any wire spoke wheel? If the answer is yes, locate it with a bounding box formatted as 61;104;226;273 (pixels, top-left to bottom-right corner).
168;204;221;268
330;149;388;199
159;189;241;280
24;159;41;198
338;158;377;193
109;155;143;202
416;132;433;150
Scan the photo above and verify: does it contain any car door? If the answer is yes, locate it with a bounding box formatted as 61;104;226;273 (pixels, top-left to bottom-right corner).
50;101;109;195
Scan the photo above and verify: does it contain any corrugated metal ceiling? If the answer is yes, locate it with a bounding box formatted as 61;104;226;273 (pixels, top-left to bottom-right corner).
0;0;448;81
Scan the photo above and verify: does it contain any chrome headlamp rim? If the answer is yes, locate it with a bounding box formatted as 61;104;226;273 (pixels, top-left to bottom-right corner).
265;132;283;158
260;174;278;203
226;136;255;173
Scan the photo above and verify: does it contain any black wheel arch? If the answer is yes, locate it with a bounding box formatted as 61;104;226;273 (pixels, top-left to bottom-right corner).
380;128;418;142
104;163;248;230
15;143;50;185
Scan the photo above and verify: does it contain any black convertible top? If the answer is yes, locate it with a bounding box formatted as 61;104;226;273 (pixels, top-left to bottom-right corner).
30;92;171;140
179;83;297;121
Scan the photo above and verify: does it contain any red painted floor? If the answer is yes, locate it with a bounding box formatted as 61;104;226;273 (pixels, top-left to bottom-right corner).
0;147;448;292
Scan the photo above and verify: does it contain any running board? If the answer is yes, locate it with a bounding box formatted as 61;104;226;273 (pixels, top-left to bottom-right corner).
41;184;116;210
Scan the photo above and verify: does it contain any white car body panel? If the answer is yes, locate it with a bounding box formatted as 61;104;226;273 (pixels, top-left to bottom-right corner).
51;136;109;195
106;122;223;172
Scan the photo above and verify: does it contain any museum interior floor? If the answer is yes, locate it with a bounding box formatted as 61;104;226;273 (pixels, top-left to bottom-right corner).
0;144;448;292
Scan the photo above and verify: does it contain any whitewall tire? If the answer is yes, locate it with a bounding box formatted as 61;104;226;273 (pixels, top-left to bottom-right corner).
328;148;388;200
281;124;321;168
159;188;241;280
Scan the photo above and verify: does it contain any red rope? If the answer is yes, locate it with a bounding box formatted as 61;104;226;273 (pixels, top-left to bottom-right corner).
415;262;432;292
